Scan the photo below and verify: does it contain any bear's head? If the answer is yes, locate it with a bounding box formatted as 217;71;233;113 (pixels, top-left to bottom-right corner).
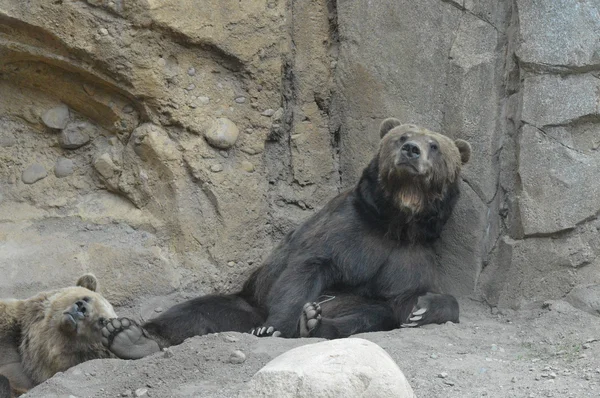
20;274;118;384
378;118;471;213
48;274;116;340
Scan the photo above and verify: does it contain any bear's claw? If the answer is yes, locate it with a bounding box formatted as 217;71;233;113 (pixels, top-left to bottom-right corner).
401;307;428;328
249;326;281;337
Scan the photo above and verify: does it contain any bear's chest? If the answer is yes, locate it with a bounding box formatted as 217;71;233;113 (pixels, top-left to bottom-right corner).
366;244;438;298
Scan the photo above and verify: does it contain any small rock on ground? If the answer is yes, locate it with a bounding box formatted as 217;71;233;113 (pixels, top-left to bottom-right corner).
242;338;414;398
229;350;246;364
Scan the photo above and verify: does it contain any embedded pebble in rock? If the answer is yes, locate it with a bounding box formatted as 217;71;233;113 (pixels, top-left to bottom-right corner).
241;160;255;173
186;84;196;91
438;372;448;379
154;307;163;313
0;134;16;147
210;164;224;173
162;348;174;358
229;350;247;364
42;104;70;129
235;96;246;103
99;28;109;35
54;157;75;178
261;108;275;117
58;122;94;149
122;104;134;114
198;96;210;105
272;107;283;121
187;67;196;76
204;118;239;149
134;388;148;397
22;163;47;184
93;153;119;179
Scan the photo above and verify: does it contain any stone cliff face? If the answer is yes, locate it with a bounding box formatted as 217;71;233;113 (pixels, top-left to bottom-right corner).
0;0;598;311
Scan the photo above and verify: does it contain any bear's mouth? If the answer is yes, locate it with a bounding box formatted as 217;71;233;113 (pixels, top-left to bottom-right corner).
62;309;85;331
395;161;421;174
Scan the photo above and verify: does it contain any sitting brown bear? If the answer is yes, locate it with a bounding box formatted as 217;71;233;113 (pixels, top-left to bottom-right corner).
0;274;117;397
101;118;471;359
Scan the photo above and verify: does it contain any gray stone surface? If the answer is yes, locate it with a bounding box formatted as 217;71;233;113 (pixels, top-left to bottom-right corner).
518;125;600;235
58;121;93;149
243;338;415;398
21;163;47;184
566;284;600;316
521;74;600;127
54;157;75;178
0;133;16;147
517;0;600;69
41;104;70;129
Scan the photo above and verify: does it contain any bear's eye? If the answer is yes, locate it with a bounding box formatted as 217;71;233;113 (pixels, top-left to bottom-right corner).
430;143;438;151
82;296;91;303
399;136;407;143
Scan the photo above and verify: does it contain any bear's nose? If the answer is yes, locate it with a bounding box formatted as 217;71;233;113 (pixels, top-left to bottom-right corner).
401;142;421;159
75;300;87;314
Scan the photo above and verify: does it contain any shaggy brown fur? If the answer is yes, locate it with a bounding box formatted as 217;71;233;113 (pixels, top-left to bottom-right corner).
0;274;116;397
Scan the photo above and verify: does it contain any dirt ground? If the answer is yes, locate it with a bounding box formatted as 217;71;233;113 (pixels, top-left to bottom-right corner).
24;298;600;398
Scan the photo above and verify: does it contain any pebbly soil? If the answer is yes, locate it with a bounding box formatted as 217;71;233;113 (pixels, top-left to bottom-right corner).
24;298;600;398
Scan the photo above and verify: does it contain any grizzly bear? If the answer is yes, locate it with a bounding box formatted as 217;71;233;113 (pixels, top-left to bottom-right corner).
0;274;117;397
101;118;471;358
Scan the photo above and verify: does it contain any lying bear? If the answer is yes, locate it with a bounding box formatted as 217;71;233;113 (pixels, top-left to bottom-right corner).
102;118;472;359
0;274;117;397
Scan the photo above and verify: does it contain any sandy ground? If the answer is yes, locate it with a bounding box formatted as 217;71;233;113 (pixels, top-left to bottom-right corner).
24;298;600;398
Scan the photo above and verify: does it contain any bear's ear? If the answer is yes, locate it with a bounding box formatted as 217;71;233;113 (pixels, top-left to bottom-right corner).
455;139;471;165
76;274;98;292
379;118;402;138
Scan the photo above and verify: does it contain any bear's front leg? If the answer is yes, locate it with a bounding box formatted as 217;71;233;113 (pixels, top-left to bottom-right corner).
401;292;459;328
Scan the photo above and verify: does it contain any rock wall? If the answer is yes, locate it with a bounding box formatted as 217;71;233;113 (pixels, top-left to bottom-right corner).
0;0;598;310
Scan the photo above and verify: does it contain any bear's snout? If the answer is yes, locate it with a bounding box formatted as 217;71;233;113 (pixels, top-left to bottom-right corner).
401;142;421;159
75;300;89;316
64;300;90;320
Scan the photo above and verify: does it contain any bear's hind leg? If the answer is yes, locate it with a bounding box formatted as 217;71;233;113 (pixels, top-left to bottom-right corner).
401;292;459;328
103;294;265;359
